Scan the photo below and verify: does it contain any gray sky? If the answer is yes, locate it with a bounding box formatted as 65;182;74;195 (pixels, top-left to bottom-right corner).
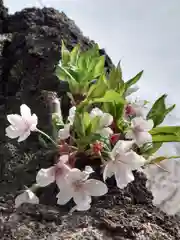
4;0;180;123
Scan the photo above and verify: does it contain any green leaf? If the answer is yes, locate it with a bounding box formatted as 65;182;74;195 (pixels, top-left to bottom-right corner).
90;116;101;133
152;134;180;142
147;94;175;127
142;142;163;156
125;70;143;89
150;155;180;164
108;61;123;89
87;74;108;99
93;56;105;78
92;90;126;104
150;126;180;135
70;44;80;65
73;113;85;137
61;41;70;66
83;112;91;130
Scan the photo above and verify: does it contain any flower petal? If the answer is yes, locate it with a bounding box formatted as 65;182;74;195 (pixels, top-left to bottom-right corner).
97;127;113;137
7;114;25;128
114;163;134;189
15;190;39;208
68;106;76;125
73;191;91;207
103;162;115;181
36;167;56;187
66;168;87;184
122;151;146;170
58;124;70;140
125;130;135;140
100;113;113;127
112;140;134;156
85;179;108;196
56;188;72;205
74;203;91;211
29;114;38;131
90;108;103;118
135;131;152;147
20;104;32;119
6;125;23;139
18;130;31;142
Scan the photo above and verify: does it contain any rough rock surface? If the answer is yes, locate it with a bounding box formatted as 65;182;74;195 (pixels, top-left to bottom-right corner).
0;1;180;239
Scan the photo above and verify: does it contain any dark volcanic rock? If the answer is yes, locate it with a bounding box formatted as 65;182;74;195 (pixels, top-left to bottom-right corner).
0;1;180;239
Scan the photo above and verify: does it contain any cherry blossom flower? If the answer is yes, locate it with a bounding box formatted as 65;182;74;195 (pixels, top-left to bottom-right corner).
36;155;70;189
67;106;76;125
125;117;154;147
90;108;113;137
103;140;146;189
56;168;108;211
15;189;39;208
92;141;103;154
6;104;38;142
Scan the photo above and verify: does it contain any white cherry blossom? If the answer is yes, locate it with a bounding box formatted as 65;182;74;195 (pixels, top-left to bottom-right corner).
126;117;154;147
103;140;146;189
36;155;70;189
68;106;76;125
15;189;39;208
56;168;108;211
6;104;38;142
90;107;113;137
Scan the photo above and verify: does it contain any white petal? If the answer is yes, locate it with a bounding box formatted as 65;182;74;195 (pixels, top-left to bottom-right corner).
100;113;113;127
84;166;94;175
29;114;38;131
58;124;70;140
68;106;76;125
112;140;134;156
73;191;91;207
114;163;134;189
7;114;25;128
132;117;153;131
125;130;135;140
135;131;152;147
74;203;91;211
85;179;108;196
56;188;72;205
58;154;69;164
66;168;87;184
90;108;103;118
122;151;146;170
18;130;31;142
15;190;39;208
20;104;32;119
36;167;55;187
6;125;22;139
97;127;113;137
103;162;115;181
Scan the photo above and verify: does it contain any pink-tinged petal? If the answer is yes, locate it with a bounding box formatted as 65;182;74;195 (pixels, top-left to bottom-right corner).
103;162;115;181
100;113;113;127
36;167;56;187
114;164;134;189
73;191;91;207
56;188;72;205
5;125;23;139
58;154;69;164
29;114;38;131
7;114;25;128
122;151;146;170
18;130;31;142
20;104;32;119
135;131;152;147
66;168;87;184
131;117;153;132
85;179;108;196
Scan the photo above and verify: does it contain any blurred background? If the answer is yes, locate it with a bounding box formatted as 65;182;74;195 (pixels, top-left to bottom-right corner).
4;0;180;124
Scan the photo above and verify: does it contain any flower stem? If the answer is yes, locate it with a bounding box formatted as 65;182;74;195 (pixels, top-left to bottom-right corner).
36;128;58;147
